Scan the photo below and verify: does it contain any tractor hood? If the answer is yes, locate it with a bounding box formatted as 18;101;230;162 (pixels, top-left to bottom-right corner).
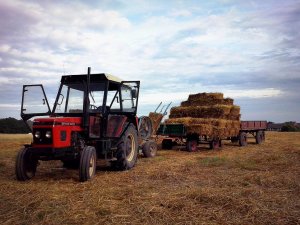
33;117;82;126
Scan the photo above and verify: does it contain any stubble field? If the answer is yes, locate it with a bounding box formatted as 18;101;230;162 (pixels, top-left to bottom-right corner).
0;132;299;225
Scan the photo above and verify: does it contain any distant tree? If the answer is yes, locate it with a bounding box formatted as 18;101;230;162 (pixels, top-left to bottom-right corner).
281;122;300;132
0;117;31;133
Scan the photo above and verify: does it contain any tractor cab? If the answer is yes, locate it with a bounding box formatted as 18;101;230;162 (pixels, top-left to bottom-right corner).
21;70;140;140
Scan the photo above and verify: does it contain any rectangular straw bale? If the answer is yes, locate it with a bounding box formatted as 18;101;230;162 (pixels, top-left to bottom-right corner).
224;98;234;105
226;114;241;120
187;92;224;102
230;105;240;116
167;118;240;137
186;124;213;135
181;97;234;107
169;105;236;119
185;125;238;137
165;117;240;128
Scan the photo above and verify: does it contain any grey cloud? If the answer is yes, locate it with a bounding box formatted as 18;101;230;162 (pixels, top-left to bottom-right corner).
0;2;39;46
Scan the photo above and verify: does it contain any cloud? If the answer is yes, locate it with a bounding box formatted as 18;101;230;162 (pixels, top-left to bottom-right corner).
0;0;299;121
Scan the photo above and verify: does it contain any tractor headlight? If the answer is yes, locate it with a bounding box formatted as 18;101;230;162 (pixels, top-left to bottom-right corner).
45;131;52;138
34;131;41;139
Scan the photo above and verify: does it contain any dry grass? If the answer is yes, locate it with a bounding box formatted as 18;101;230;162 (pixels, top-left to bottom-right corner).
0;132;300;225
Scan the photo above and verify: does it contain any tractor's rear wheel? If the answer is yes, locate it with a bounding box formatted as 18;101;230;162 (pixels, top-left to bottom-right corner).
15;147;38;181
142;140;157;158
79;146;96;182
113;124;138;170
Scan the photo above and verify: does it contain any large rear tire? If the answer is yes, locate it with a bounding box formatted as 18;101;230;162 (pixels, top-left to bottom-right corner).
15;147;38;181
79;146;97;182
142;140;158;158
113;124;138;170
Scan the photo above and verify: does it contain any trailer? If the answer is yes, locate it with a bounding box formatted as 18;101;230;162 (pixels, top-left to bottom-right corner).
158;120;267;151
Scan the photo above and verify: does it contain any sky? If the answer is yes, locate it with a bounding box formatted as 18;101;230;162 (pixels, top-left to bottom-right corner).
0;0;299;122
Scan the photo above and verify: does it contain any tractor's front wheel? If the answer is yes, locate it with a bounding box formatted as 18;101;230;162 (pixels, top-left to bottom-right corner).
113;124;138;170
79;146;97;182
15;147;38;181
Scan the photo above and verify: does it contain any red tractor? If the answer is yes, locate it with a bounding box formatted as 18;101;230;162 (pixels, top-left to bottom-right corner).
16;68;157;182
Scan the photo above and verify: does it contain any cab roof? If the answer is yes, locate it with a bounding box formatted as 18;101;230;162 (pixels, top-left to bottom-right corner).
61;73;122;84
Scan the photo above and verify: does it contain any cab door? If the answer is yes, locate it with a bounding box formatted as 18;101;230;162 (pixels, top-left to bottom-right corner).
21;84;51;122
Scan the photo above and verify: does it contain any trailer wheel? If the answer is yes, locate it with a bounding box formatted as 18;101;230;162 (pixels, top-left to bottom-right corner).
79;146;97;182
162;139;173;150
142;140;157;158
255;131;263;144
239;132;247;146
113;124;138;170
15;147;38;181
210;139;221;150
186;140;197;152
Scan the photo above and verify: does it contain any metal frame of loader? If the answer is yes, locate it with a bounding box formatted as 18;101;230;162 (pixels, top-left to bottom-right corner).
16;67;157;182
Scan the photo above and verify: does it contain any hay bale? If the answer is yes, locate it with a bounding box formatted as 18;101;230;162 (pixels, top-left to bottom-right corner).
165;117;241;128
181;97;234;107
169;105;239;119
166;92;240;137
188;92;224;101
165;117;241;138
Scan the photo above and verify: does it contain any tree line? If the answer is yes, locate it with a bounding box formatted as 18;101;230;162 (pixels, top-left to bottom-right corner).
0;117;31;133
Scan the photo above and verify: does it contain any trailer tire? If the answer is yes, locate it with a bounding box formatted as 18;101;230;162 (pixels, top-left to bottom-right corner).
113;124;138;170
142;140;157;158
162;139;173;150
210;139;221;150
256;131;263;144
239;132;247;146
79;146;96;182
15;147;38;181
186;139;197;152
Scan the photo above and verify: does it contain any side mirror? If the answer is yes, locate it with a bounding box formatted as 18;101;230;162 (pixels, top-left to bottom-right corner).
131;89;137;99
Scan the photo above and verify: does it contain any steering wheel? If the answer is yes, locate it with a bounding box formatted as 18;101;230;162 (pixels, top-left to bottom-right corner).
90;104;103;111
90;104;98;110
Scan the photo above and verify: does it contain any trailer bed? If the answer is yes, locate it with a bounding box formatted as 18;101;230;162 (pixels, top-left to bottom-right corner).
158;120;267;151
241;121;267;131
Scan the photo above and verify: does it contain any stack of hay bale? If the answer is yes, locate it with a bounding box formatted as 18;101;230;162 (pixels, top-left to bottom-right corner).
165;93;241;138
